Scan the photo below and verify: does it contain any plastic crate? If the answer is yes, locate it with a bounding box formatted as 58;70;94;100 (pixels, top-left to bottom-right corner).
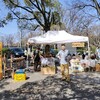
14;73;26;81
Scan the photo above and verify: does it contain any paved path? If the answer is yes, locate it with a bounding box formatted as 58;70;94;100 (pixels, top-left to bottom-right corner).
0;72;48;92
0;72;100;100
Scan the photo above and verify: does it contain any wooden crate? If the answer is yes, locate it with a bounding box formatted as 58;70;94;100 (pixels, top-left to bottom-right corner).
0;72;2;80
96;64;100;72
41;66;55;75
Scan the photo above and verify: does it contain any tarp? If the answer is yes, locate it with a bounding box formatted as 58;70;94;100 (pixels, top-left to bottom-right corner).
28;30;89;44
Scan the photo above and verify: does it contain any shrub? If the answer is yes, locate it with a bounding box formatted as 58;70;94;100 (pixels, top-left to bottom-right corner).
2;48;12;58
2;48;9;56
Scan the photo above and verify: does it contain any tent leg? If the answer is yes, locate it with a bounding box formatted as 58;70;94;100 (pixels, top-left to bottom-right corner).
88;40;90;58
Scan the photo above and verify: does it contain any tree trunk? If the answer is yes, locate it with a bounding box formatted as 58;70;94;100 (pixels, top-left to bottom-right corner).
44;25;50;32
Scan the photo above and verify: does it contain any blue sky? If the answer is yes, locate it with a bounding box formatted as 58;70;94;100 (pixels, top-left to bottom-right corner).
0;1;18;35
0;20;18;34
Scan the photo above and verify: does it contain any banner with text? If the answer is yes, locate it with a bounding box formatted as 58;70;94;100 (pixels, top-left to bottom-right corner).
72;42;85;47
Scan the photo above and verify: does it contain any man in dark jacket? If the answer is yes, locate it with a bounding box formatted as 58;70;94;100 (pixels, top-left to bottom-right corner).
34;48;41;71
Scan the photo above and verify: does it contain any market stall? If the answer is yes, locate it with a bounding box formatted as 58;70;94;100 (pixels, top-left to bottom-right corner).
28;30;89;55
28;30;89;74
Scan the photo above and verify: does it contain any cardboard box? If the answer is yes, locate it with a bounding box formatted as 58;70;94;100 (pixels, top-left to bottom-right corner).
41;66;55;75
14;73;26;81
96;64;100;72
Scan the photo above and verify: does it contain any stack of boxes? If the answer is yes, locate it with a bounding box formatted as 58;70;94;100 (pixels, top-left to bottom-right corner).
14;69;26;81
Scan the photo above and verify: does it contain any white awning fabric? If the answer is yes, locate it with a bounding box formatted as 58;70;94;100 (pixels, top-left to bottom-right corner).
28;30;89;44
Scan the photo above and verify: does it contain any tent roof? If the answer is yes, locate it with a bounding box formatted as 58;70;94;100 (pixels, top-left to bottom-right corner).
28;30;89;44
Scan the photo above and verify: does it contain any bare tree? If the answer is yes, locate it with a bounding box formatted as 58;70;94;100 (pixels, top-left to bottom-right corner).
90;25;100;47
4;34;15;47
72;0;100;19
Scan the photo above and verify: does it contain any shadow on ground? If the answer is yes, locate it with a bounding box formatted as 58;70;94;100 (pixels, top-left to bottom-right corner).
0;79;10;90
0;73;100;100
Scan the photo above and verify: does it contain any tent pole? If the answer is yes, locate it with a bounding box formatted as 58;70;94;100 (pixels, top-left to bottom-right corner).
88;40;90;58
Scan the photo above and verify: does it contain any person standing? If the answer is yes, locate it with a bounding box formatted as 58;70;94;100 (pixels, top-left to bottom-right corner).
24;49;27;60
96;47;100;59
34;47;41;71
56;44;70;81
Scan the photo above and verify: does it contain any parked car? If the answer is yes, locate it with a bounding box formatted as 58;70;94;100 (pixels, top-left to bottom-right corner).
8;47;25;58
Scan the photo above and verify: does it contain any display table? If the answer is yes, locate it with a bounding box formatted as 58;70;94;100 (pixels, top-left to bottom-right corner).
96;64;100;72
8;57;25;69
41;66;55;75
3;57;25;78
8;57;25;62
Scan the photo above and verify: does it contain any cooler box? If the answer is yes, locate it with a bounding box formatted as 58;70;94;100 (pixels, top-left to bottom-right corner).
14;73;26;81
16;69;25;74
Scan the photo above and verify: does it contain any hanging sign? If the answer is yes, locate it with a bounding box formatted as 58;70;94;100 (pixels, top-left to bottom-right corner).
72;42;85;47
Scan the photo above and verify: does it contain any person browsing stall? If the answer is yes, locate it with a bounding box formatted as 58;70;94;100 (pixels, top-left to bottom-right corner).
56;44;70;81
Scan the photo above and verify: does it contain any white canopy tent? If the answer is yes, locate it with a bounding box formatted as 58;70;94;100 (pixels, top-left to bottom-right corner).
28;30;90;55
28;30;88;43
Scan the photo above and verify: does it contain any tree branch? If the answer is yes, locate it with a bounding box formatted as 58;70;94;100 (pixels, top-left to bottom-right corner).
11;9;35;20
74;4;96;10
33;13;44;27
9;0;45;27
40;0;47;24
9;0;33;13
48;9;52;24
29;0;47;25
36;0;42;12
92;0;100;15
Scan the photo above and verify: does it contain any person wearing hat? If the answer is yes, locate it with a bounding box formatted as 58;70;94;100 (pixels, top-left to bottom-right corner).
56;44;70;81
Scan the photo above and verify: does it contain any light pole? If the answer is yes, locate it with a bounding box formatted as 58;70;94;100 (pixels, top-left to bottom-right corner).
20;29;22;47
19;7;22;48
